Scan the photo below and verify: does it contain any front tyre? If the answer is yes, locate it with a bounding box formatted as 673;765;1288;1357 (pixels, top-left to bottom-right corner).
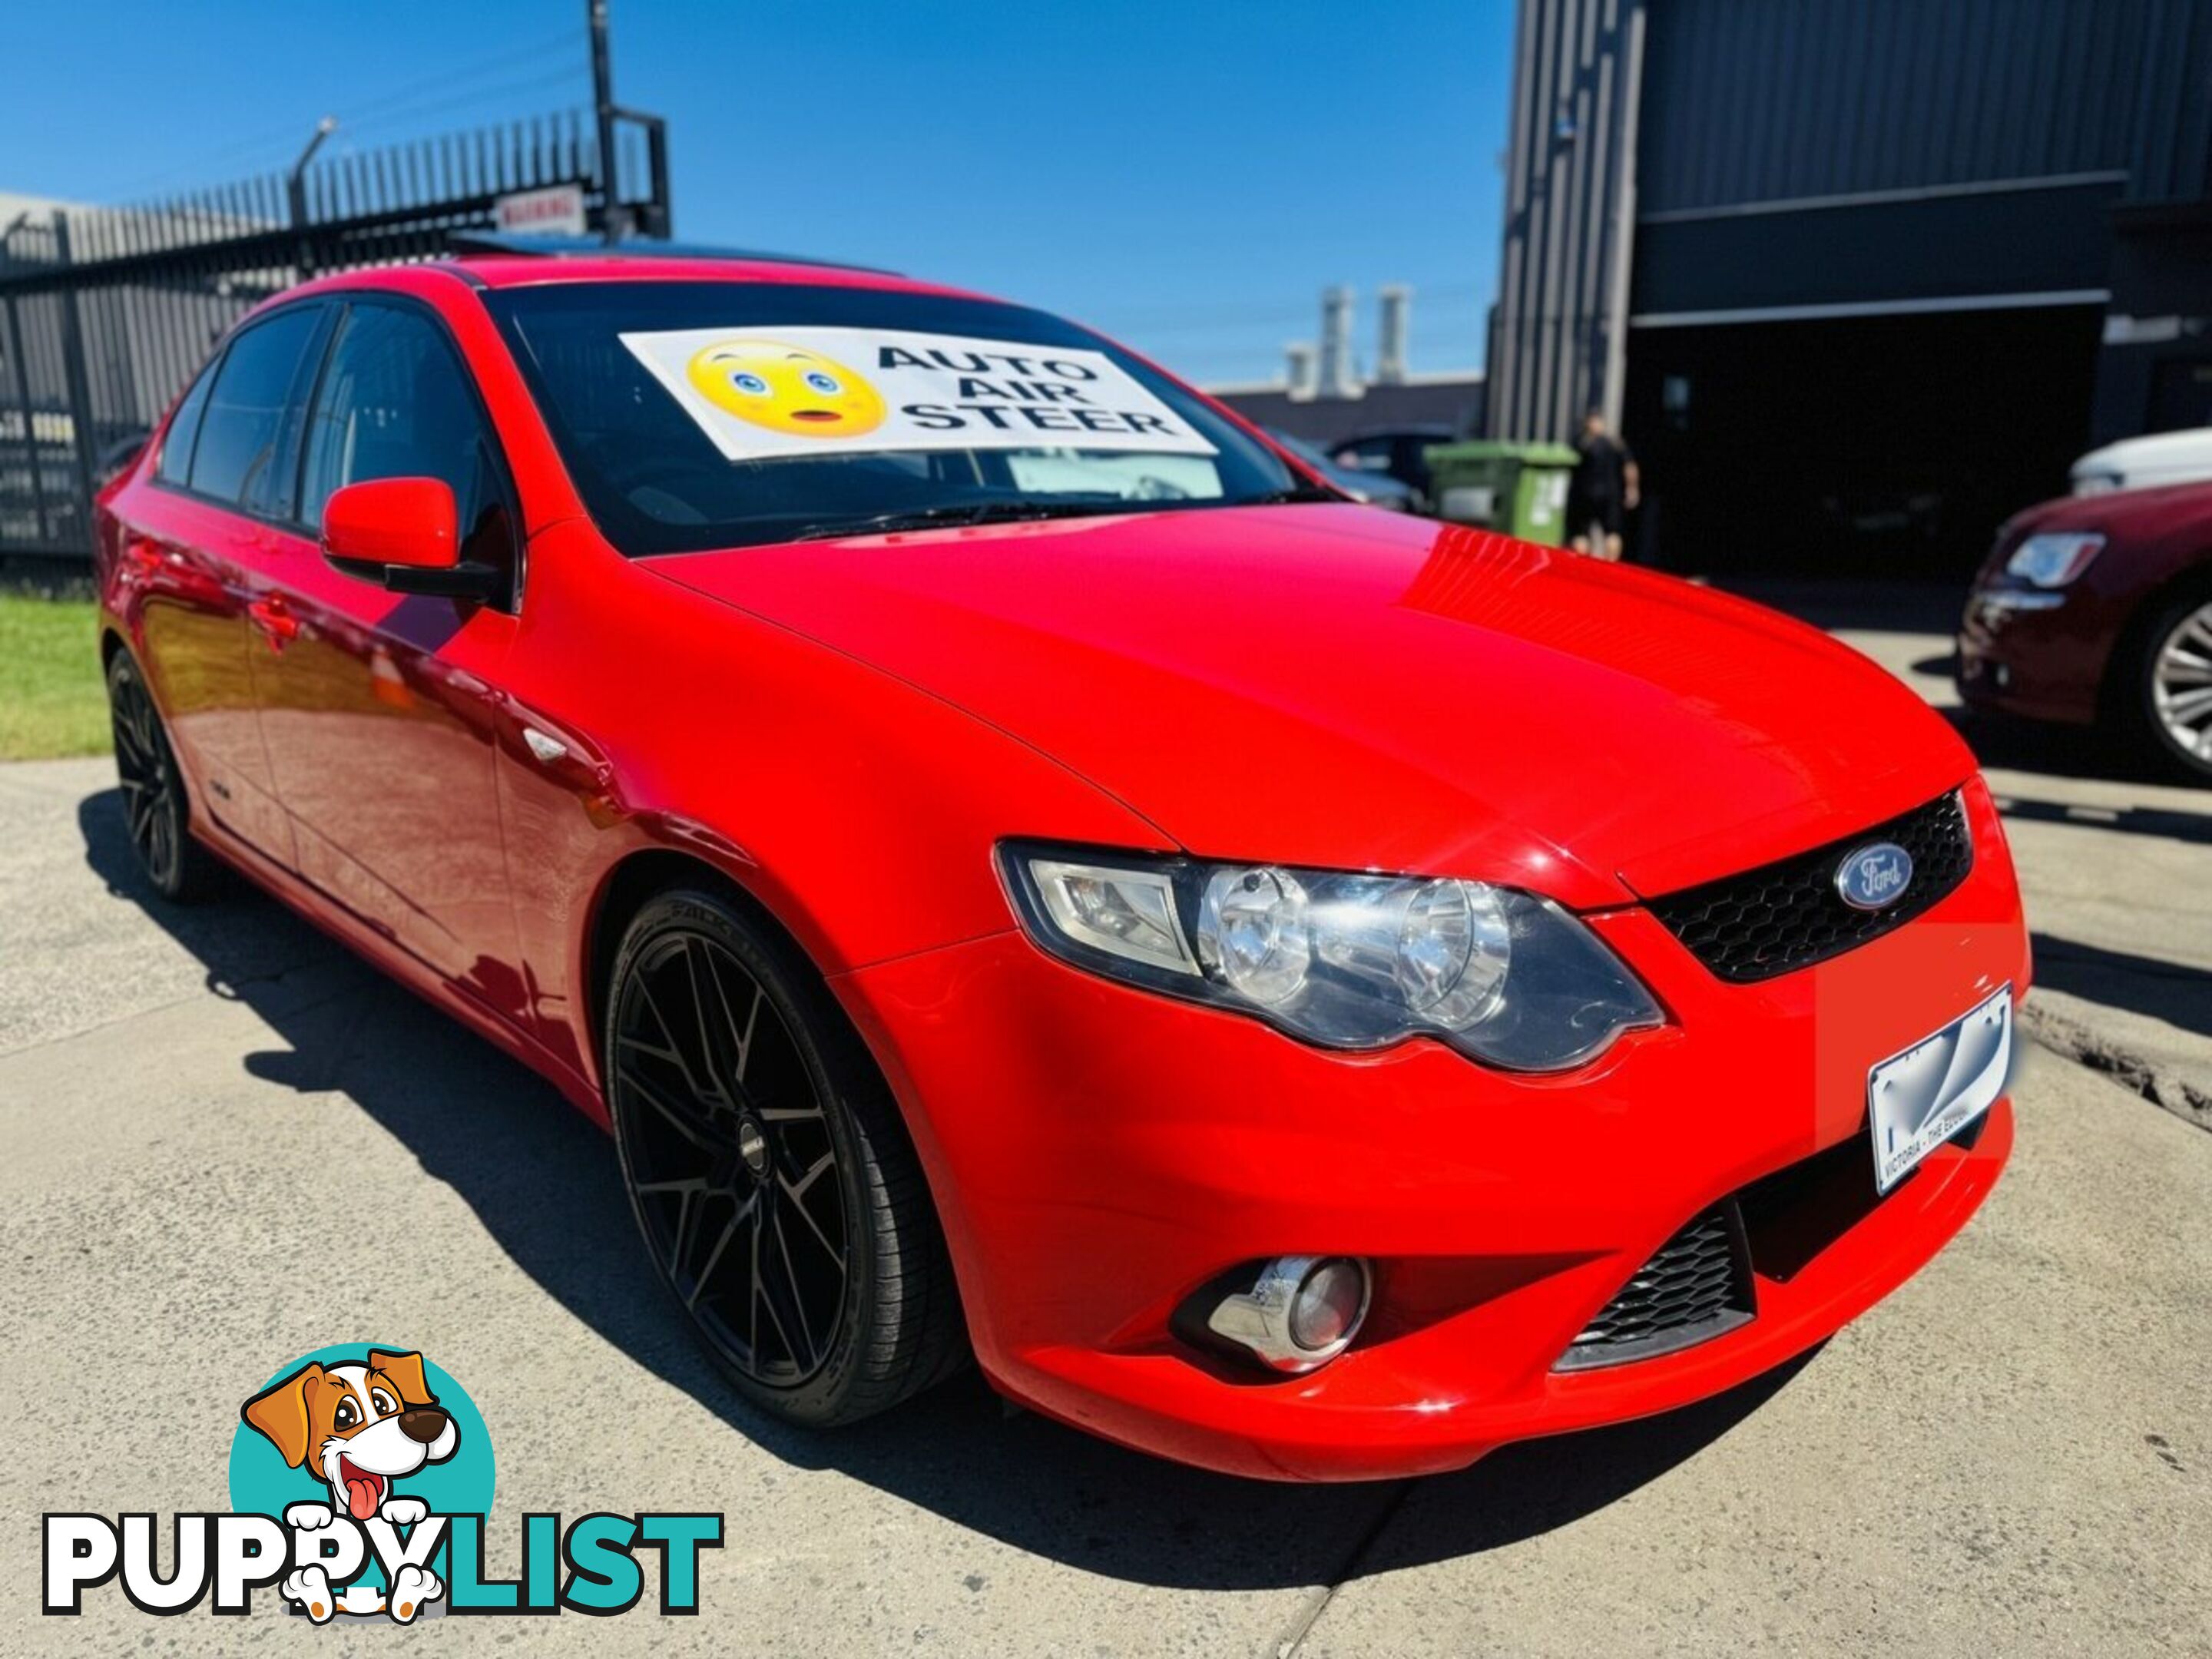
2133;590;2212;785
604;889;965;1426
106;651;220;902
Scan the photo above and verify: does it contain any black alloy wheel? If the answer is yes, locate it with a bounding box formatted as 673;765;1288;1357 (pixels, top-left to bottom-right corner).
604;889;964;1426
106;651;217;902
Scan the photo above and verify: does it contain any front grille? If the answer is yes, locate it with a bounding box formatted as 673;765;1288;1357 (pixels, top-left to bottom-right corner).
1649;790;1973;984
1555;1203;1755;1371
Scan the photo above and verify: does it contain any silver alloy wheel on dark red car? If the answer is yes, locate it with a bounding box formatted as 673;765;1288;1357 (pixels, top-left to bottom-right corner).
2144;594;2212;783
603;888;965;1426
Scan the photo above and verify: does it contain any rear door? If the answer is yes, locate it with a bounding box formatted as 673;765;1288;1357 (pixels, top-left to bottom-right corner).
118;304;330;866
250;296;526;1021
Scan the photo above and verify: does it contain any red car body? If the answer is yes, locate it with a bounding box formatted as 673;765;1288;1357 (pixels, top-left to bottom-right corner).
97;256;2029;1481
1959;480;2212;729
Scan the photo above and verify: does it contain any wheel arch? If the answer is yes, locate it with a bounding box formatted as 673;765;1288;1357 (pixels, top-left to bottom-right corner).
100;623;155;695
582;847;789;1081
2098;553;2212;724
579;844;904;1114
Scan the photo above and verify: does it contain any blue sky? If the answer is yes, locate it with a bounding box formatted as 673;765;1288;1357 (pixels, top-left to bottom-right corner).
0;1;1515;385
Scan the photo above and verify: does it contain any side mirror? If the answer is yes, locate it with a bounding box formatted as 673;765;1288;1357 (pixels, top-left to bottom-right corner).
322;477;500;600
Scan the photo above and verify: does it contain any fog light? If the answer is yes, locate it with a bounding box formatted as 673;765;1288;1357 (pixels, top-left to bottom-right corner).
1289;1258;1366;1351
1204;1255;1371;1373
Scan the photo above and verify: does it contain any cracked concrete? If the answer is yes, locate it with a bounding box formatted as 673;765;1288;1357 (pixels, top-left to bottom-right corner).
2022;998;2211;1128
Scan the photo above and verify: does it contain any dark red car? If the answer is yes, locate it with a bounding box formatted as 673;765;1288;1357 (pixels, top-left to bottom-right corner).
96;253;2028;1480
1959;482;2212;782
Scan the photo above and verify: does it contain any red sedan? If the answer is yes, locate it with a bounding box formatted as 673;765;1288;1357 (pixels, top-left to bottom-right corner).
95;253;2028;1480
1959;481;2212;783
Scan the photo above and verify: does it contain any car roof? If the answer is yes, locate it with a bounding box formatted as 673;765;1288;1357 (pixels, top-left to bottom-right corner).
419;237;972;300
2073;426;2212;472
233;243;1094;376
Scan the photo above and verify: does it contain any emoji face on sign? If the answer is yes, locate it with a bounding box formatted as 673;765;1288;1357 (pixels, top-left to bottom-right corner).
685;339;888;438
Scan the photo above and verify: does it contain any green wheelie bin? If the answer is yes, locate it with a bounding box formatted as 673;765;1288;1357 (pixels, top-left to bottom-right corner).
1422;440;1580;545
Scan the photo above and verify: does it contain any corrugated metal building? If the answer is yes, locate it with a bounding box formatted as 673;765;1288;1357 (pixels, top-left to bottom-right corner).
1488;0;2212;573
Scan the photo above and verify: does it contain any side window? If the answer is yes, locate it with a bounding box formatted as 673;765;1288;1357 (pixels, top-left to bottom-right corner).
186;307;323;508
299;304;514;568
153;356;220;486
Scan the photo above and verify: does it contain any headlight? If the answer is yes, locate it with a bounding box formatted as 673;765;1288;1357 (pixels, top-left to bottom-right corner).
998;844;1664;1072
2005;531;2104;587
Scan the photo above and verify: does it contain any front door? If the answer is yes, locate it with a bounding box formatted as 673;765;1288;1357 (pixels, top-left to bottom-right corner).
250;298;525;1022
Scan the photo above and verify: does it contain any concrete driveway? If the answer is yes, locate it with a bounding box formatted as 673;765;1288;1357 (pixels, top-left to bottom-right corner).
2;743;2207;1657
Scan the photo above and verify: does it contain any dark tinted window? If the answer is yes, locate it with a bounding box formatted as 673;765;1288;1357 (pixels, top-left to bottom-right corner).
153;357;219;486
187;307;322;506
298;303;511;565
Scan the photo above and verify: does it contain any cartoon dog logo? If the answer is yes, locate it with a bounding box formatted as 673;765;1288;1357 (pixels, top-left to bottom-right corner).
686;338;888;436
241;1349;456;1623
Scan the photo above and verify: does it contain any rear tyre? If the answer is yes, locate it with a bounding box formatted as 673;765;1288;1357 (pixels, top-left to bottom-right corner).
2128;589;2212;786
604;888;965;1427
105;651;221;902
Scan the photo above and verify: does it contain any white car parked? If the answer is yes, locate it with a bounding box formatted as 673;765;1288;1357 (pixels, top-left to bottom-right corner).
2071;427;2212;496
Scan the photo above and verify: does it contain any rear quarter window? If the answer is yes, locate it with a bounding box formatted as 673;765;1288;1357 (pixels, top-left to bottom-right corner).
152;358;219;487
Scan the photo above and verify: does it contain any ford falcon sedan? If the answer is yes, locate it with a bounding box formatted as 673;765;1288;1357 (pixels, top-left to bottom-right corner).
95;250;2028;1479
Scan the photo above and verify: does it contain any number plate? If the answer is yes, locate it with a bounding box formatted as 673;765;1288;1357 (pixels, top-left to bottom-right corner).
1867;986;2012;1194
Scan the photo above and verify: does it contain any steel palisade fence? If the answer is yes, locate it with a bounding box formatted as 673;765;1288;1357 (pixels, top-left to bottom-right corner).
0;106;670;564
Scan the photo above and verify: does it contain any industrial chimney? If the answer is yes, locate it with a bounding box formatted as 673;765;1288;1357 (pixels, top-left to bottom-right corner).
1318;285;1361;399
1284;343;1318;401
1376;285;1411;385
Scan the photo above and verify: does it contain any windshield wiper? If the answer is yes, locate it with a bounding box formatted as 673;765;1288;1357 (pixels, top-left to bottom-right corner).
791;484;1341;542
793;501;1131;541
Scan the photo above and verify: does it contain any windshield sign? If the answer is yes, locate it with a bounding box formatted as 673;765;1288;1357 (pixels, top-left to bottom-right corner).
488;281;1306;556
622;326;1220;463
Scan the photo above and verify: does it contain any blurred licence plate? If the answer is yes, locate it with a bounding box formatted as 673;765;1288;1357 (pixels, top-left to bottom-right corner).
1867;986;2012;1194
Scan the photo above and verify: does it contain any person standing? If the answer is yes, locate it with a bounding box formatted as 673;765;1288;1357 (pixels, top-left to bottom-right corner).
1568;409;1639;561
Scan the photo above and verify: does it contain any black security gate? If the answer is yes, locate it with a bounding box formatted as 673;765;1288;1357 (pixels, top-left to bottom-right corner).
0;107;669;566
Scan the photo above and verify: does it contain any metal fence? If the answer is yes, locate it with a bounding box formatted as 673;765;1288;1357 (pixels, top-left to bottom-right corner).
0;106;670;565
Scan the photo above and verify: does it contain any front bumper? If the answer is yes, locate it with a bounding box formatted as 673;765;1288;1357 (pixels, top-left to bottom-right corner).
1956;584;2111;725
836;781;2030;1481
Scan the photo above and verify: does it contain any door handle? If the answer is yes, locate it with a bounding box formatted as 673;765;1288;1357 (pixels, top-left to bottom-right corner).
247;594;299;649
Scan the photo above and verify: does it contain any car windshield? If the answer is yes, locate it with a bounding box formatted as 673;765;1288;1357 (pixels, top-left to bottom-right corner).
485;279;1310;556
1266;428;1325;465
